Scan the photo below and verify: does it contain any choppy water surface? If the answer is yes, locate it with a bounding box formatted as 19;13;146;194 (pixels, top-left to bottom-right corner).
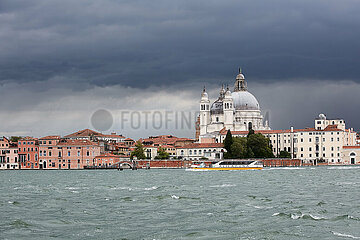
1;167;360;239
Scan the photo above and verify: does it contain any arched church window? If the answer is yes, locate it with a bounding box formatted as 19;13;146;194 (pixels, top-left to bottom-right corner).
248;122;252;130
350;152;356;156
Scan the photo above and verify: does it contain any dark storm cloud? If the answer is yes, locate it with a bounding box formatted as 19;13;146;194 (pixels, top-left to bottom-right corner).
1;0;360;88
1;0;360;137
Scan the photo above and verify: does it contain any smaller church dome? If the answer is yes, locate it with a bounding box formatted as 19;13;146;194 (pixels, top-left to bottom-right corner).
201;86;208;100
210;100;223;114
225;88;232;98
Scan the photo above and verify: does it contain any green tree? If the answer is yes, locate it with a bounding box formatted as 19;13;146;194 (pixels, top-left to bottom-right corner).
130;141;146;160
224;130;233;158
278;150;291;158
155;147;170;159
247;133;274;158
10;136;22;142
247;128;255;138
231;137;247;159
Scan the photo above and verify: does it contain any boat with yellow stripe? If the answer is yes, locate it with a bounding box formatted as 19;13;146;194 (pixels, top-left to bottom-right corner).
190;160;263;171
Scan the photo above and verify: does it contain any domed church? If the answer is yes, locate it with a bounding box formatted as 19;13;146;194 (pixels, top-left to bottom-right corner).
199;69;270;138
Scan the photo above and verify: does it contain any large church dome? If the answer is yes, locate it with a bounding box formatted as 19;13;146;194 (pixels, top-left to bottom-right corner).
231;91;260;110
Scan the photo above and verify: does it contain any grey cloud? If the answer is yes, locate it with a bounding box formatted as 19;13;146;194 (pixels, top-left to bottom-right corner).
1;0;360;88
0;0;359;138
0;78;359;140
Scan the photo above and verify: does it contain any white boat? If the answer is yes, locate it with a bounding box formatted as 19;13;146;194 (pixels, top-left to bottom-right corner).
190;160;263;170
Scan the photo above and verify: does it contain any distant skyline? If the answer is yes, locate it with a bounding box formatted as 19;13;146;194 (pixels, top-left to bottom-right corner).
1;0;359;139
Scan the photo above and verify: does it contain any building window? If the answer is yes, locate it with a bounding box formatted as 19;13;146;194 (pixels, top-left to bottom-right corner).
68;151;71;156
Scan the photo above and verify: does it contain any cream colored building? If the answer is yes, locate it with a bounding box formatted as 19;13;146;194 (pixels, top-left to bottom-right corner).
0;137;19;170
211;114;356;165
176;143;224;161
342;146;360;165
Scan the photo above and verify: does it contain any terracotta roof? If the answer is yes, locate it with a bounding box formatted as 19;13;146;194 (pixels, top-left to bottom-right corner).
64;129;102;138
21;137;38;141
100;134;125;138
95;153;119;158
177;143;223;149
125;138;134;141
141;135;194;146
0;136;9;142
343;146;360;149
57;139;98;146
39;135;61;140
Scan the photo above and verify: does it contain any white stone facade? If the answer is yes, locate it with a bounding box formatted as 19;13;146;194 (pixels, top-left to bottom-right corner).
214;114;357;165
199;70;270;142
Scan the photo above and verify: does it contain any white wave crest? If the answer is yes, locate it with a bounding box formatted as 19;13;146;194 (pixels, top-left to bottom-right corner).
171;195;180;199
332;232;360;239
328;166;360;170
209;184;236;188
144;186;158;191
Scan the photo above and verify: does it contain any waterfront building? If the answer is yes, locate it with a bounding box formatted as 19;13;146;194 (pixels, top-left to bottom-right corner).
342;146;360;165
93;153;129;167
176;143;224;160
0;137;19;169
18;137;39;169
38;136;61;169
144;145;158;160
207;114;356;165
55;139;101;169
37;137;101;169
199;70;270;142
140;135;195;160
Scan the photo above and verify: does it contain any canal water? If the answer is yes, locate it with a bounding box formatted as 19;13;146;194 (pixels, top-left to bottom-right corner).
0;167;360;239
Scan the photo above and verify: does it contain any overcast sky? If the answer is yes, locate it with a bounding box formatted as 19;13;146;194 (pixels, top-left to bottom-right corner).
1;0;359;139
